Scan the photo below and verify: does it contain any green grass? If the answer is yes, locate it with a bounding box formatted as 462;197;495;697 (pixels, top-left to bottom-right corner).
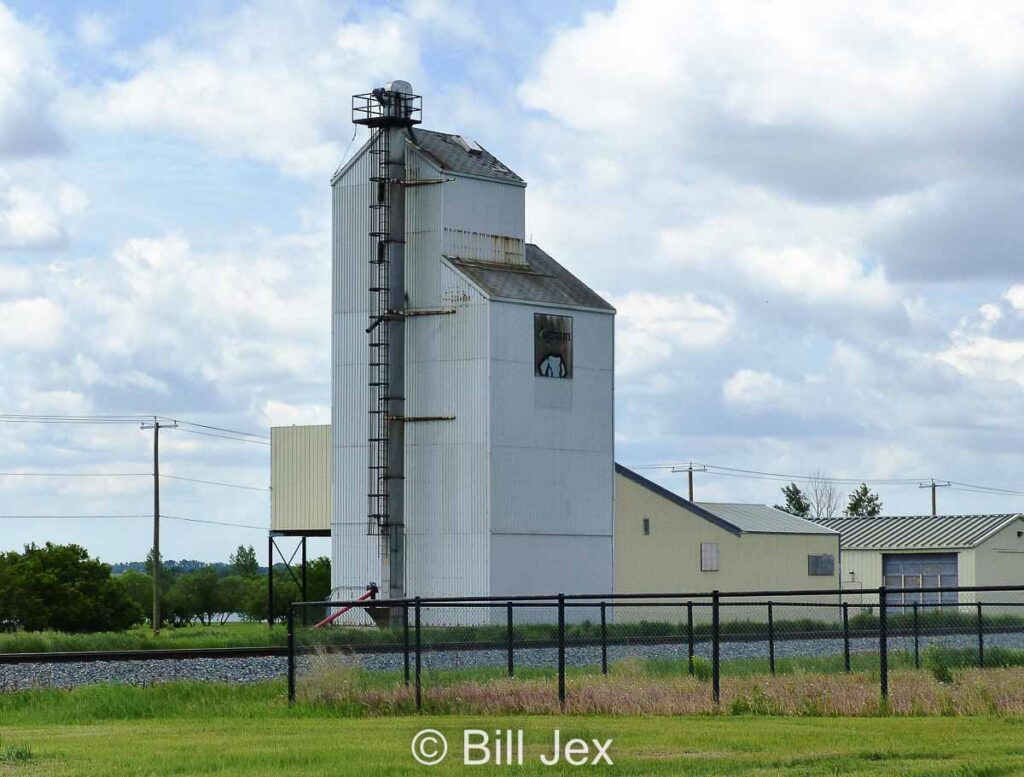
4;608;1020;654
0;622;287;653
3;682;1024;774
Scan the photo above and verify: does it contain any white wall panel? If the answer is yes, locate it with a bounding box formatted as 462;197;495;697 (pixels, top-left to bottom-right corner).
271;425;331;532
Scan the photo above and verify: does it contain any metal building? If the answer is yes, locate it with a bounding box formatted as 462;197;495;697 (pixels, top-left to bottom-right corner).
814;513;1024;607
331;82;615;609
268;425;331;623
614;465;840;620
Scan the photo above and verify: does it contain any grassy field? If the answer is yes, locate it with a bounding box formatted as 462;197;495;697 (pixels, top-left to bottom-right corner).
0;622;287;653
3;607;1017;653
3;682;1024;775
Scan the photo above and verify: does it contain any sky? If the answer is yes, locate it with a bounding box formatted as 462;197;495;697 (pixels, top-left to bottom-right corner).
2;0;1024;564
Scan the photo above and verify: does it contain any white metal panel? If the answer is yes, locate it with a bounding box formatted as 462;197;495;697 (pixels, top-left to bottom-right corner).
489;302;614;537
270;425;331;532
441;175;525;264
404;263;491;599
332;145;376;600
404;147;444;309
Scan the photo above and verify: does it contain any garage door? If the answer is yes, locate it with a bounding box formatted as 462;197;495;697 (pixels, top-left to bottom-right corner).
883;553;958;609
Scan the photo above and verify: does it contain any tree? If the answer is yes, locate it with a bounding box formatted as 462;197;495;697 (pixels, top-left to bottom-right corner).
229;545;259;578
164;567;232;626
117;569;155;624
808;470;842;519
775;483;810;517
846;483;883;517
3;543;143;632
305;556;331;600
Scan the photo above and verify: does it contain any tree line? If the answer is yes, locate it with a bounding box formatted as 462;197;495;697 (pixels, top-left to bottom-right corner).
775;472;882;518
0;542;331;633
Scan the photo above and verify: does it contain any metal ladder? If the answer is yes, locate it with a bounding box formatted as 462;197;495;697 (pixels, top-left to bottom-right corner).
367;128;394;536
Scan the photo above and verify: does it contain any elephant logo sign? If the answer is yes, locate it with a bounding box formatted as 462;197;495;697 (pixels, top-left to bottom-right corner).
538;354;567;378
534;314;573;379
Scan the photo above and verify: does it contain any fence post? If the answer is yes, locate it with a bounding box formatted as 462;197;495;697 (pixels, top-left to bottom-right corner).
286;603;295;704
687;601;694;675
414;596;422;711
600;602;608;676
977;602;984;669
403;601;410;687
767;601;775;676
912;602;920;669
507;601;514;678
878;587;888;700
557;593;566;707
712;591;720;705
842;602;851;672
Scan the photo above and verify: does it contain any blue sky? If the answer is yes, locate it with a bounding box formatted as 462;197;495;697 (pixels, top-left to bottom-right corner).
2;0;1024;563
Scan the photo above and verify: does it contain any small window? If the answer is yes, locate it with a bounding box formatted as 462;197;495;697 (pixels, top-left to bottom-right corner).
807;554;835;576
642;517;650;536
701;542;719;572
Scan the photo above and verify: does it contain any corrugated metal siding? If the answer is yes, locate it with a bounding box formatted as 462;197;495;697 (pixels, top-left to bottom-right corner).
404;147;444;308
488;301;614;596
404;262;491;600
815;514;1021;550
441;175;525;264
271;425;331;532
696;503;838;535
332;145;378;601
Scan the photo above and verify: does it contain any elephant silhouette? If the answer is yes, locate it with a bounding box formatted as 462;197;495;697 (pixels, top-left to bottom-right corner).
538;354;567;378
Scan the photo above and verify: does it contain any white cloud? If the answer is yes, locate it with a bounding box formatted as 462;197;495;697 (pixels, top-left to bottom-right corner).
0;3;64;157
521;2;1024;144
722;369;789;410
261;399;330;427
0;297;62;348
0;172;88;249
77;2;424;176
1005;286;1024;311
75;11;116;49
614;291;733;376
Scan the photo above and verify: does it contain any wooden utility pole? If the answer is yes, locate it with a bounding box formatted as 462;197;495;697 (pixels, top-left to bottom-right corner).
141;418;177;634
671;463;707;501
919;479;950;516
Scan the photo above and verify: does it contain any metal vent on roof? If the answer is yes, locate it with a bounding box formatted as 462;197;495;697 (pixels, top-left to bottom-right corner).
455;135;483;155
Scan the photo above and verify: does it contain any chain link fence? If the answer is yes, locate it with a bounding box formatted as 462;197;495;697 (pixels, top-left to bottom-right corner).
289;585;1024;711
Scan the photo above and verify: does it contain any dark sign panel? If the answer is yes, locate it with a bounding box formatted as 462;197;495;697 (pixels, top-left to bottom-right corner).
534;313;573;379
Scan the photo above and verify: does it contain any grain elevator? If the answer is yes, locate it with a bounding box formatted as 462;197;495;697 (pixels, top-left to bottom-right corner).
331;82;614;611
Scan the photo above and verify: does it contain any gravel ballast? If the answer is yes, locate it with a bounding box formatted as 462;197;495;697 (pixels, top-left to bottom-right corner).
5;630;1024;691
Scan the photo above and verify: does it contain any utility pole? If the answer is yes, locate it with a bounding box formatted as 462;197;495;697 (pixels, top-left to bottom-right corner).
671;462;707;501
140;418;177;634
919;479;950;516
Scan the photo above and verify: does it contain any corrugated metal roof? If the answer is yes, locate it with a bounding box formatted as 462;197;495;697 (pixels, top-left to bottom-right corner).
813;514;1023;549
448;245;615;312
696;503;839;535
408;129;524;185
615;464;834;536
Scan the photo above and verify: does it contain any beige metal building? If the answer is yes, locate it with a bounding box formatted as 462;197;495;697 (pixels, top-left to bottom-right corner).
614;465;840;619
814;513;1024;608
268;425;331;620
270;425;331;535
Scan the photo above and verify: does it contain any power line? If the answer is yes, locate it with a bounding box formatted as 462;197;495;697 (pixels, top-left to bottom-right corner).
0;472;149;477
0;514;152;519
162;418;270;440
160;474;269;492
0;513;268;530
0;414;271;440
627;460;1024;501
161;514;267;531
174;428;270;446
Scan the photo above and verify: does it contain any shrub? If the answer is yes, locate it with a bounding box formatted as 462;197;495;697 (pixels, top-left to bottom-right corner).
691;656;713;682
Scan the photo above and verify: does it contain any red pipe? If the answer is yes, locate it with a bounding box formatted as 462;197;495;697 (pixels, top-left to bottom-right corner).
312;588;375;629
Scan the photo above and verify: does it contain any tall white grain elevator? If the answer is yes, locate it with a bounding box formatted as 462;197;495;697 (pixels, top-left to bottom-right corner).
332;82;614;611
